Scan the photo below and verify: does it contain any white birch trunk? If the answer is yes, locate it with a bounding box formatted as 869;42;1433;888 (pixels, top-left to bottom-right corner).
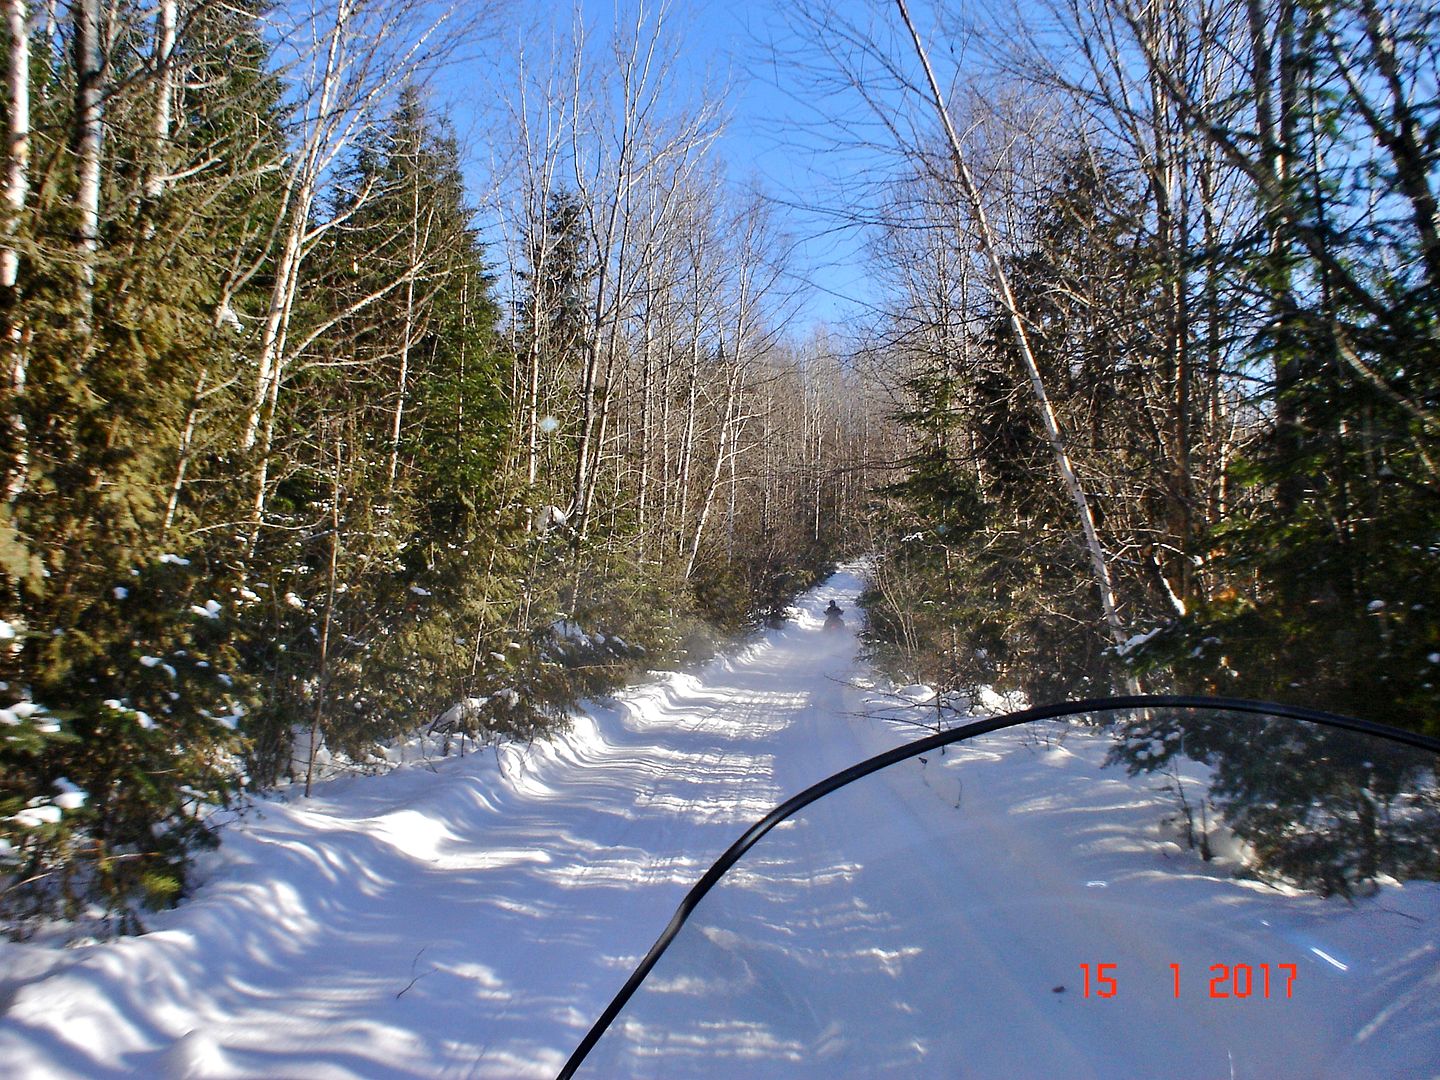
896;0;1129;647
684;369;739;581
162;367;207;534
144;0;176;201
686;263;751;579
3;0;31;500
2;0;30;288
637;266;655;543
676;302;701;557
73;0;103;322
387;172;425;491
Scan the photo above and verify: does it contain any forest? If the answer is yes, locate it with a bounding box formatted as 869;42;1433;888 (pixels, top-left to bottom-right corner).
1;0;1436;936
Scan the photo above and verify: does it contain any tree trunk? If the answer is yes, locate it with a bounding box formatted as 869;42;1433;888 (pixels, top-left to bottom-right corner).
676;299;701;557
162;367;207;534
388;174;424;491
306;428;344;798
685;365;739;580
637;271;655;547
2;0;31;500
73;0;103;327
896;0;1129;648
144;0;177;202
2;0;30;288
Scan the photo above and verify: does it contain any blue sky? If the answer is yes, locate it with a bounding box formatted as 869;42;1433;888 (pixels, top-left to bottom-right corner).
436;0;939;336
666;0;882;331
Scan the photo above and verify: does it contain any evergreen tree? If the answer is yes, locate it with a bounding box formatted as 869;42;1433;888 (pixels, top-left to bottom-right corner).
1128;0;1440;735
1;0;289;930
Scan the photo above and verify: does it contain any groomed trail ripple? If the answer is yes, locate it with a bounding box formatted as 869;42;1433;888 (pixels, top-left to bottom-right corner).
0;571;876;1079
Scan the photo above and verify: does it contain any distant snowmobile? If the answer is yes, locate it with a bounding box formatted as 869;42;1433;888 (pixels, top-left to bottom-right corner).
823;601;845;632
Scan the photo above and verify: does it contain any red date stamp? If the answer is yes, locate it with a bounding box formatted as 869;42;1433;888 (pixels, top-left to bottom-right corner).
1079;962;1298;999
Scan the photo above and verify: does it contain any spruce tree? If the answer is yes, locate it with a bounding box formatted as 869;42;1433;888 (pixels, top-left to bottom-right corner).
1;0;289;932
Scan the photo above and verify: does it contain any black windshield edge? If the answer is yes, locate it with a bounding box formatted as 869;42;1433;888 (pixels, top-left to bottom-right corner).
556;694;1440;1078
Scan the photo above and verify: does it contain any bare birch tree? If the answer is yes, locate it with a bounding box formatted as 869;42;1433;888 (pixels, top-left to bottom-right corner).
243;0;485;526
1;0;30;289
2;0;32;501
496;23;580;507
566;1;720;543
72;0;103;327
892;0;1129;645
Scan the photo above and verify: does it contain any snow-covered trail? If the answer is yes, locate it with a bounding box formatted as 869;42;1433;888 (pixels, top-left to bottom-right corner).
0;572;881;1078
4;568;1437;1079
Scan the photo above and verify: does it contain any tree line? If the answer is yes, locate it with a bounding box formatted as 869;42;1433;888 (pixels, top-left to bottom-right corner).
0;1;879;935
791;0;1438;733
9;0;1430;939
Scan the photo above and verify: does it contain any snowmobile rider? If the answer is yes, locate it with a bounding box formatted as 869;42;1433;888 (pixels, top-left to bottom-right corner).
824;600;844;630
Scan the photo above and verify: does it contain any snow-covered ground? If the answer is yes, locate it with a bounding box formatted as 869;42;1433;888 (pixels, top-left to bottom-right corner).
2;568;1436;1078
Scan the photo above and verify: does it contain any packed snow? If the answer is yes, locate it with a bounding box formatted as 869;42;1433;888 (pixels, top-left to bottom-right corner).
1;570;1436;1078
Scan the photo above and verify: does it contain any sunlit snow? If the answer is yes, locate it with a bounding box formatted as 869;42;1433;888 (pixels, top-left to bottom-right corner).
0;570;1435;1079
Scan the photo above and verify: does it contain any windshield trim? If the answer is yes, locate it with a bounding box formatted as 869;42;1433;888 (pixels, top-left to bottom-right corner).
558;694;1440;1078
